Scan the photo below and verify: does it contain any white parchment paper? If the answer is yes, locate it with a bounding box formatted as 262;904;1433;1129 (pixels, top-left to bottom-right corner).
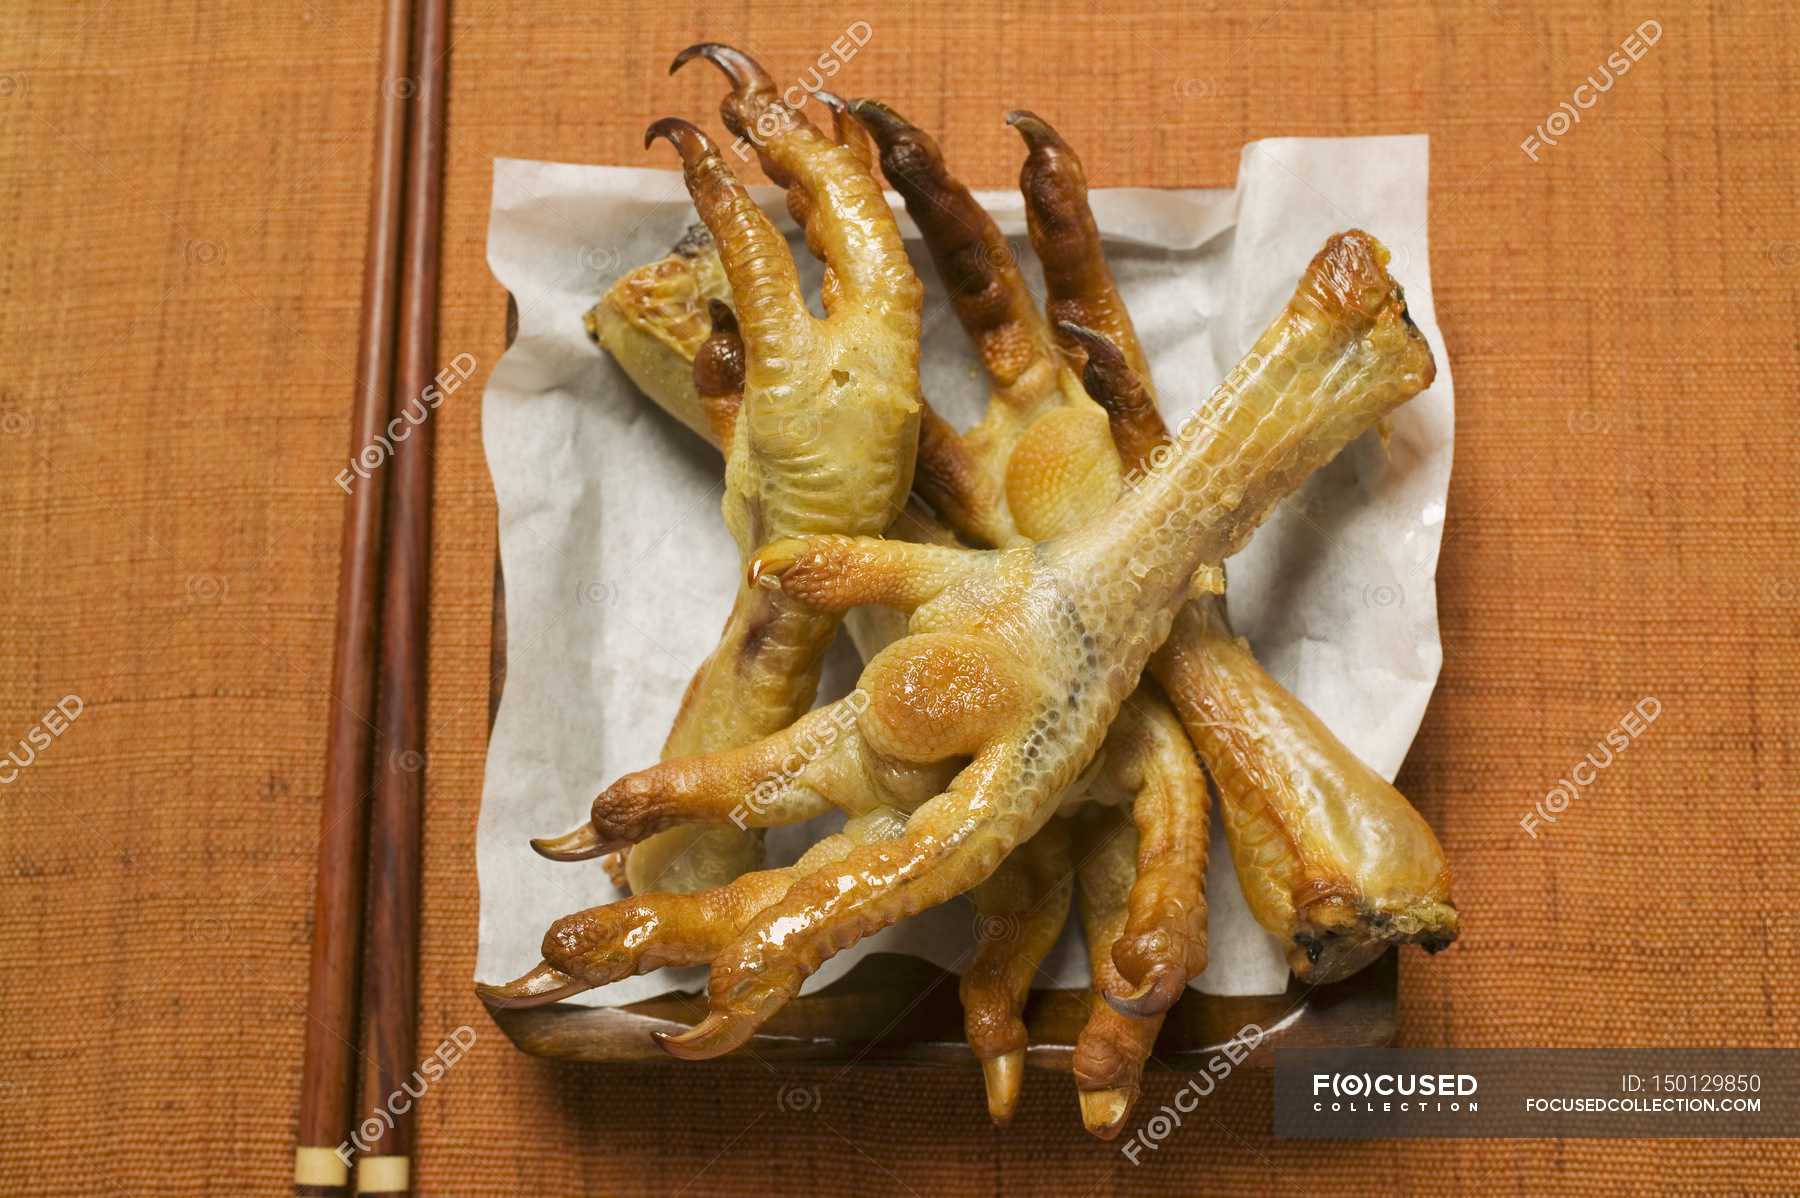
476;135;1453;1005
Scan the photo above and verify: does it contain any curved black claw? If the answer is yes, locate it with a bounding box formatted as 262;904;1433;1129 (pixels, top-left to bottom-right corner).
1102;963;1188;1017
670;41;778;92
845;99;973;242
1059;321;1167;474
475;961;591;1010
644;116;719;166
847;97;919;148
1005;108;1073;155
1057;320;1119;365
530;823;625;862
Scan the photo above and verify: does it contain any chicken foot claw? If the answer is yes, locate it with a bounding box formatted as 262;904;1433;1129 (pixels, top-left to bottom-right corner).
529;824;615;863
850;97;1073;549
1010;112;1151;382
1072;804;1166;1138
1058;321;1167;478
475;960;588;1010
540;59;926;896
961;817;1074;1124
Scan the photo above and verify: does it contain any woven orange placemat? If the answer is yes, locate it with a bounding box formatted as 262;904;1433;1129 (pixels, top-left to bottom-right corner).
1;1;1794;1194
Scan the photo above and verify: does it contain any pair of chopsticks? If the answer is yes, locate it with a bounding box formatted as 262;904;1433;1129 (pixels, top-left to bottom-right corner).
295;0;447;1195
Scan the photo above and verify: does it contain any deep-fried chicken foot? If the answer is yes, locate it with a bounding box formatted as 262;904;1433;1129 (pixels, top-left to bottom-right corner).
852;106;1208;1125
535;73;923;895
1065;308;1461;982
557;97;1452;1094
857;102;1457;991
604;229;1437;1060
1150;595;1457;982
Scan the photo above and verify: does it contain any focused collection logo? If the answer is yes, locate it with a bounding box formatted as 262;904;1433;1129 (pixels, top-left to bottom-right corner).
1276;1049;1794;1139
1310;1071;1480;1113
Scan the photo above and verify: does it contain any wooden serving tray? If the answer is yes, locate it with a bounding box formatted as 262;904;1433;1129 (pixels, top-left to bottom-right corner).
477;298;1398;1068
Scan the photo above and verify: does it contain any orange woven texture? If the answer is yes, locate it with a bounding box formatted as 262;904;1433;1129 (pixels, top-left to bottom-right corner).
1;1;1795;1194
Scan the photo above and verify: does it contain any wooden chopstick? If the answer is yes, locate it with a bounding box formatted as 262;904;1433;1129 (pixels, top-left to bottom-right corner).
352;0;448;1194
295;0;416;1194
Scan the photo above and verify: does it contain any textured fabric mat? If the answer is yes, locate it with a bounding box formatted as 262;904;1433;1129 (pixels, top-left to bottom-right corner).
0;1;1794;1194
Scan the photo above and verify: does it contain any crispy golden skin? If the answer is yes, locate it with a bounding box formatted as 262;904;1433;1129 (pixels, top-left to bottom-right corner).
577;212;1453;1080
572;114;1180;1129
